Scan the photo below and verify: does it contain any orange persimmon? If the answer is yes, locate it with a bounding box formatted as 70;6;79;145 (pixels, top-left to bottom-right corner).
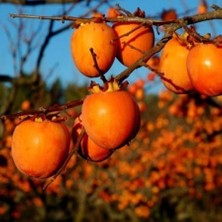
72;117;114;162
113;22;154;67
186;42;222;96
81;81;140;149
106;7;123;18
11;119;70;178
159;34;194;93
70;22;117;77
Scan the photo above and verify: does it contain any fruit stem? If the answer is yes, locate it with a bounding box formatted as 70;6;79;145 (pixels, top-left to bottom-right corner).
88;78;124;93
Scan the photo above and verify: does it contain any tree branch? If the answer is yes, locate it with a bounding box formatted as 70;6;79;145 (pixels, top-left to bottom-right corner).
0;98;84;120
115;35;171;83
0;75;14;83
1;0;86;5
9;5;222;26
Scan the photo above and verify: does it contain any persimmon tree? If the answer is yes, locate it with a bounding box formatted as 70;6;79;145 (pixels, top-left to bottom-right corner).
0;0;222;221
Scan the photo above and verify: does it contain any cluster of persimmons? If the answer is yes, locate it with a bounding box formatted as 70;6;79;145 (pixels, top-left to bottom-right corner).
10;7;156;180
1;84;222;219
10;5;222;181
1;3;222;219
159;31;222;96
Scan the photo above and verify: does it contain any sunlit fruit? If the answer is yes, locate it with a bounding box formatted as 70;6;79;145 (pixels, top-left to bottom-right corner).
186;42;222;96
70;22;117;77
91;11;104;18
79;135;114;162
11;119;70;178
197;3;208;14
106;7;123;18
72;117;114;162
135;88;145;100
113;22;154;67
21;100;31;111
161;9;177;21
159;34;194;93
81;81;140;149
147;72;156;81
146;55;160;70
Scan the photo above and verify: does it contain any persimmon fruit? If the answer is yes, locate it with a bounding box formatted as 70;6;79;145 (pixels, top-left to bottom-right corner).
161;9;177;21
186;43;222;96
113;22;154;67
11;119;70;178
106;7;123;18
79;135;114;162
147;72;156;81
21;100;31;111
70;22;117;77
197;3;208;14
146;55;160;70
72;117;114;162
159;35;194;93
81;81;140;149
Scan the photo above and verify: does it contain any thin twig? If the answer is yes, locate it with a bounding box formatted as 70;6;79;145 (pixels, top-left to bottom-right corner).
113;22;145;40
89;48;107;83
0;99;84;120
9;5;222;27
115;3;134;17
43;127;85;190
115;35;171;83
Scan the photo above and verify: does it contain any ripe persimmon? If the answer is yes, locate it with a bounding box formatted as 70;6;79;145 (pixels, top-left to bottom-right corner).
159;34;194;93
21;100;31;111
72;117;114;162
161;9;177;21
197;3;208;14
146;55;160;70
106;7;123;18
113;22;154;67
70;22;117;77
11;119;70;178
79;135;114;162
81;80;140;149
186;42;222;96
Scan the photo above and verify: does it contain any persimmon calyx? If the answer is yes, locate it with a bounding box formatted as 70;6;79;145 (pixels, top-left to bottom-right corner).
88;78;128;94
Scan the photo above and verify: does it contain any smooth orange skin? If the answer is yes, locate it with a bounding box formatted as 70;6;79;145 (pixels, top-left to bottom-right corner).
161;9;177;21
70;22;117;77
72;118;114;162
21;100;31;111
159;37;194;93
11;120;70;178
113;22;154;67
82;90;140;149
197;4;207;14
106;7;122;18
79;135;114;162
187;43;222;96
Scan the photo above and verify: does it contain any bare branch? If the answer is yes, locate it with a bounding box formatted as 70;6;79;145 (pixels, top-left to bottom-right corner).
115;35;171;83
34;0;108;71
36;19;54;70
0;75;14;83
0;98;84;120
43;127;85;190
1;0;86;6
89;48;107;83
1;22;18;74
9;6;222;27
